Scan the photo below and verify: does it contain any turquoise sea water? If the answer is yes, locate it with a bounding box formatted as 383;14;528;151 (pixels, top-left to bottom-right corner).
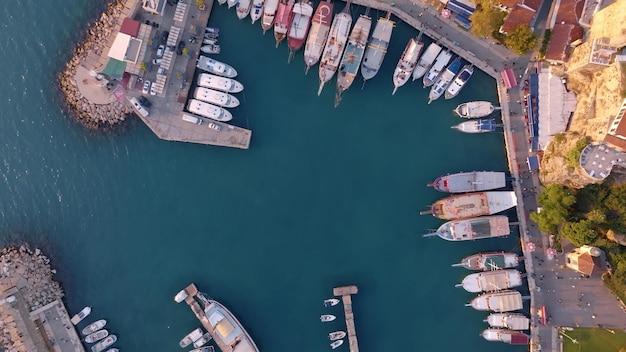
0;1;526;351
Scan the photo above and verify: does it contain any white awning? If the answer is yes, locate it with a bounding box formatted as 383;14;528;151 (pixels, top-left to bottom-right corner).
107;33;132;62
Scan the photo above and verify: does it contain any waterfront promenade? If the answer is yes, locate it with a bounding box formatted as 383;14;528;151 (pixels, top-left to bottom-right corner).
339;1;626;351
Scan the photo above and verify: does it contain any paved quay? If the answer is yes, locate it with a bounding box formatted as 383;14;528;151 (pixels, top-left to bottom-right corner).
333;285;360;352
74;0;252;149
0;245;85;352
339;1;626;351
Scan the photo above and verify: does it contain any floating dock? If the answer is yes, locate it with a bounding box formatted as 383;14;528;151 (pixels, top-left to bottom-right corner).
333;285;359;352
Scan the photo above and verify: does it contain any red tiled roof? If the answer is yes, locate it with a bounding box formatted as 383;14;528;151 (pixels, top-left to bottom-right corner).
574;252;604;276
555;0;585;25
501;5;536;34
120;18;141;37
522;0;542;12
545;24;583;63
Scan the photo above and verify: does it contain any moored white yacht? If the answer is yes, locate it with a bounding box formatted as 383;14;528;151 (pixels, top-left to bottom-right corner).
303;0;333;74
457;269;523;293
423;50;452;87
331;339;344;349
412;42;441;80
71;306;91;325
187;99;233;122
261;0;280;33
194;87;240;108
82;319;107;335
445;64;474;100
454;101;498;118
323;298;340;307
179;328;204;348
317;1;352;95
250;0;265;24
428;57;462;103
328;331;346;340
392;37;423;95
196;56;238;78
320;314;336;322
236;0;252;20
91;335;116;352
200;44;221;54
452;119;496;133
198;73;244;93
85;329;109;344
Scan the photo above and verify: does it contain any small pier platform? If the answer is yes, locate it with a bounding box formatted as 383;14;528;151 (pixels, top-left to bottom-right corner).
333;285;359;352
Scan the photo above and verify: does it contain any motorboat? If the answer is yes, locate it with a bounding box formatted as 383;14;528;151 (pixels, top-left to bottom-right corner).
193;332;213;348
428;57;461;104
328;331;346;340
423;50;452;87
201;44;221;54
174;289;188;303
457;269;523;293
412;42;442;80
452;119;496;133
445;64;474;99
323;298;340;307
485;313;530;330
331;339;344;349
91;335;116;352
250;0;265;24
197;73;244;93
82;319;106;335
206;27;220;37
454;101;498;118
71;306;91;325
194;87;240;108
203;38;218;45
85;329;109;344
196;56;237;78
320;314;336;322
202;297;260;352
236;0;252;20
187;99;234;122
179;328;204;348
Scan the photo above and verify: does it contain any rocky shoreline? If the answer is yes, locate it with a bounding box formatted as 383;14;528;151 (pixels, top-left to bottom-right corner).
57;0;132;129
0;244;63;312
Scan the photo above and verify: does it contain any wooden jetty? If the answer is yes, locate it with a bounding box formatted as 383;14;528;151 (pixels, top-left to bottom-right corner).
333;285;359;352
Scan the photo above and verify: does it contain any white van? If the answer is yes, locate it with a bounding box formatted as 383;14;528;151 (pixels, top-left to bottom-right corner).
182;114;203;125
129;97;149;117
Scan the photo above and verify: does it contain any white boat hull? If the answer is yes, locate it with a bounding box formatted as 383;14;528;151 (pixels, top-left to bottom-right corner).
392;38;422;95
198;73;244;93
317;10;352;95
197;56;237;78
187;99;233;122
194;87;240;108
250;0;264;23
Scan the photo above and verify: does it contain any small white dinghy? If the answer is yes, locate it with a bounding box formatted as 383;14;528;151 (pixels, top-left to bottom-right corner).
329;331;346;341
324;298;340;307
201;44;221;54
320;314;336;322
330;339;344;349
71;306;91;325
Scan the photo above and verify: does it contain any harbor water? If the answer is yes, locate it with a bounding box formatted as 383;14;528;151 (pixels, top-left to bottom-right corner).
0;1;526;351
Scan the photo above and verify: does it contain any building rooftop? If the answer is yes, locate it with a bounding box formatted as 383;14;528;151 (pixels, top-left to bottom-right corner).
554;0;585;25
500;5;536;34
544;24;583;63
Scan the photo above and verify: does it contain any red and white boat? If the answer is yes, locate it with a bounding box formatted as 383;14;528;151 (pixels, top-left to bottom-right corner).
261;0;280;33
287;0;314;62
273;0;294;47
303;1;333;74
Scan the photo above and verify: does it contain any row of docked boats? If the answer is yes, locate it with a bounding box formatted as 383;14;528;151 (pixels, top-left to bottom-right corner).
78;315;118;352
455;252;530;345
219;0;472;104
186;28;245;123
320;298;345;349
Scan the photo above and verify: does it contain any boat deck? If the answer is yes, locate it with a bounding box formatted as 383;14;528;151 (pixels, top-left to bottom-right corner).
181;284;232;352
333;285;359;352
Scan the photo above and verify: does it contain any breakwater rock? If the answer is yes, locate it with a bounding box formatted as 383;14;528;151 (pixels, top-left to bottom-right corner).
57;0;132;129
0;244;64;312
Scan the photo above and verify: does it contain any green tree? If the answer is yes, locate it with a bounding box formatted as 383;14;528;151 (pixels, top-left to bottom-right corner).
530;184;576;233
505;25;537;55
560;220;598;246
182;47;190;56
469;0;506;38
565;138;589;168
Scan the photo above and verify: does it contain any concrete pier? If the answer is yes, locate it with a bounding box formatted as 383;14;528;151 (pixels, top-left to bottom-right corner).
333;285;359;352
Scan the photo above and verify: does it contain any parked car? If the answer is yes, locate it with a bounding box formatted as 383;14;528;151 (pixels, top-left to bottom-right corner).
160;31;169;44
158;66;166;75
138;96;151;108
208;122;221;131
142;80;151;95
152;58;162;65
156;44;165;58
129;97;149;117
150;84;158;96
176;40;185;55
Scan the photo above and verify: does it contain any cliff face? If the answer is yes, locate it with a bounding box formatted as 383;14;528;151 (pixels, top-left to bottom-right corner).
539;132;594;188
